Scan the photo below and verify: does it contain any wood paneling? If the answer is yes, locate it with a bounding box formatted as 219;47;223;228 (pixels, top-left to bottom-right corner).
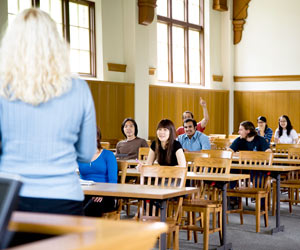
234;90;300;134
234;75;300;82
149;85;229;138
212;75;223;82
86;80;134;143
107;63;127;72
233;0;251;44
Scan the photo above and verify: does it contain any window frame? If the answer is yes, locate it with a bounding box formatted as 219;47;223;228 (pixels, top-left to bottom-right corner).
157;0;204;85
7;0;96;77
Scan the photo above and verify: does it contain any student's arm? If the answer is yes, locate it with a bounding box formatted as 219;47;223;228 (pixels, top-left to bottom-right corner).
145;148;156;165
201;135;211;150
292;129;298;144
265;128;273;144
274;129;279;144
199;97;209;128
265;148;272;153
175;148;187;167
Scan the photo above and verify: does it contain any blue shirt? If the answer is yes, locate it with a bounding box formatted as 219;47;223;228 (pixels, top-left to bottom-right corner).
78;149;117;183
256;127;273;146
0;78;96;201
178;131;211;151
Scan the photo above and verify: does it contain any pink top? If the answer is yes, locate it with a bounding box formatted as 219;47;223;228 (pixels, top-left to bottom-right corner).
176;122;205;136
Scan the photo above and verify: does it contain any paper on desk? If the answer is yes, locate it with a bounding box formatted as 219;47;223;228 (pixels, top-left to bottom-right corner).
80;179;95;186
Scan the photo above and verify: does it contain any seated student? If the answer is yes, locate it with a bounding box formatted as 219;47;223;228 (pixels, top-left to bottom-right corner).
176;97;209;136
78;128;117;217
116;118;148;159
229;121;272;152
274;115;298;144
146;119;186;167
177;118;211;152
256;116;273;146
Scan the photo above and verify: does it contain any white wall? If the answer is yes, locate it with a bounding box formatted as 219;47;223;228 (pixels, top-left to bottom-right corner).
234;0;300;90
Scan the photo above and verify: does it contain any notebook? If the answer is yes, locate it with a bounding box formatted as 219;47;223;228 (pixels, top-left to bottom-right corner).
0;173;22;249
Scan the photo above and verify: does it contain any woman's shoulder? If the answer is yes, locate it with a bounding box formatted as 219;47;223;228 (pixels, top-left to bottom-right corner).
102;149;116;158
173;140;182;149
266;127;273;132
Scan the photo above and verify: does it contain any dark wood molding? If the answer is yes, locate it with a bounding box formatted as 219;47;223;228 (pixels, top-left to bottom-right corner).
212;75;223;82
149;68;156;75
234;75;300;82
138;0;157;25
213;0;228;12
233;0;251;45
107;63;127;73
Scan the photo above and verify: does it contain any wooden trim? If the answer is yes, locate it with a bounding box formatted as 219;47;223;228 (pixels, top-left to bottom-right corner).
85;79;134;86
150;84;229;92
212;75;223;82
149;67;156;75
233;0;251;45
138;0;157;25
107;63;127;72
213;0;228;11
234;75;300;82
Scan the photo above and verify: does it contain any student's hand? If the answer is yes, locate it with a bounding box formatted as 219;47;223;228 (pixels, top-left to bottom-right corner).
184;148;190;152
92;197;103;203
200;97;206;107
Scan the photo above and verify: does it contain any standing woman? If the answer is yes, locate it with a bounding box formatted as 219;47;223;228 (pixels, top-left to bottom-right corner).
274;115;298;144
78;128;117;217
146;119;186;167
0;9;96;215
116;118;148;159
256;116;273;146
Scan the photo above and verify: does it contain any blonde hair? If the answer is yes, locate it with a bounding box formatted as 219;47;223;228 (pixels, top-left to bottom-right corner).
0;8;71;105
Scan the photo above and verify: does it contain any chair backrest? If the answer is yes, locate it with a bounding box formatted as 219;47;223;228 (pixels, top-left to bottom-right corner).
228;134;239;140
288;147;300;160
117;161;127;184
201;149;233;159
239;151;273;166
211;138;232;150
209;134;226;139
193;157;232;174
140;165;187;188
146;140;151;147
275;143;300;154
138;147;150;161
100;142;110;150
184;152;209;172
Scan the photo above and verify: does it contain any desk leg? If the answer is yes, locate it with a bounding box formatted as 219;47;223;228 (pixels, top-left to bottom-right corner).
160;200;167;250
217;182;232;250
271;173;284;234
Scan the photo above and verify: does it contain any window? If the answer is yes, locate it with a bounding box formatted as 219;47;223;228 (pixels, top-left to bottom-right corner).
7;0;96;77
157;0;204;85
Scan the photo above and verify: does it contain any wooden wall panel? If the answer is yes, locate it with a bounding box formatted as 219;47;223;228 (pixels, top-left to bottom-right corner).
86;80;134;143
234;90;300;134
149;85;229;138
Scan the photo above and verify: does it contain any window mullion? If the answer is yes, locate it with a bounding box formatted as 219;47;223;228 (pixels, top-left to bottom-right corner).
63;0;70;43
185;0;189;84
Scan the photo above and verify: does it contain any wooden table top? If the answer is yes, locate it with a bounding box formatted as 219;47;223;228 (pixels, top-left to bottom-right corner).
231;164;300;171
82;182;197;199
187;172;250;181
9;211;167;250
123;169;249;182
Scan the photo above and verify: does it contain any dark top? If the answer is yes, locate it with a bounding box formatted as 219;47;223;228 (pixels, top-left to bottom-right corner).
230;135;270;152
150;140;182;166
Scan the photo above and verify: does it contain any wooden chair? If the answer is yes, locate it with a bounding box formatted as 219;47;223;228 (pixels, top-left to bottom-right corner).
181;157;231;250
228;134;239;141
274;143;300;154
137;165;187;250
146;139;152;147
209;134;226;139
272;147;300;215
201;150;233;159
100;141;110;149
138;147;150;161
184;152;209;172
227;151;273;233
211;139;232;150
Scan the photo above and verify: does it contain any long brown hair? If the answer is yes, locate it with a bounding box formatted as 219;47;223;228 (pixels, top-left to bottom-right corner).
97;127;102;150
155;119;176;165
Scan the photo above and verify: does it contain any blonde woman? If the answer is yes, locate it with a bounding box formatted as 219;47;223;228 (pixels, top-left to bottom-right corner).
0;9;96;215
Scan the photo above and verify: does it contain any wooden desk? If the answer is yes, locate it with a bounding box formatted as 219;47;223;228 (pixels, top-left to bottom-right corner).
230;164;299;234
8;211;167;250
83;183;197;250
121;169;249;250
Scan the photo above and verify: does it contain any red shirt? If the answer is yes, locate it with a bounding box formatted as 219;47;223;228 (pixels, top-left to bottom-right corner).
176;122;205;136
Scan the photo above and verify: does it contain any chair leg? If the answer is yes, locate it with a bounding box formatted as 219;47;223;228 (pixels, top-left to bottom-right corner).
289;188;293;213
256;194;261;233
264;195;268;227
218;207;223;244
239;197;244;225
167;232;172;249
187;211;192;241
203;208;210;250
192;211;198;243
174;227;179;250
272;182;276;216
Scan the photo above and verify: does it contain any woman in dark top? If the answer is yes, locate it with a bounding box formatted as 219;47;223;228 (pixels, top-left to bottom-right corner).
256;116;273;146
146;119;186;167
